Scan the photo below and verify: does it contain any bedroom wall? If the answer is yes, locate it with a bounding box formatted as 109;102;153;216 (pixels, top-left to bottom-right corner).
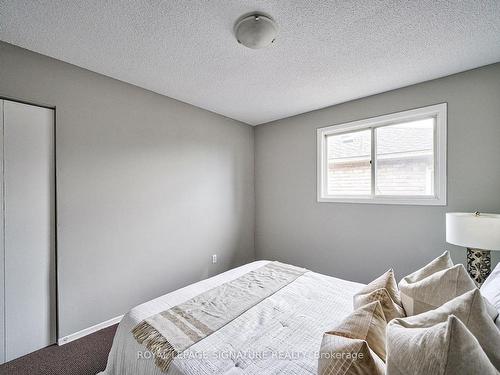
0;41;255;338
255;62;500;284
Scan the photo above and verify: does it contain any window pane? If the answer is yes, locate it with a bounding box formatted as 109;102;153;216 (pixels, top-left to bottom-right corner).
326;129;371;195
375;118;434;196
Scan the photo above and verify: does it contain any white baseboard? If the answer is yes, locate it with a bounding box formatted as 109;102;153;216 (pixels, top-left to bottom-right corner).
57;315;123;346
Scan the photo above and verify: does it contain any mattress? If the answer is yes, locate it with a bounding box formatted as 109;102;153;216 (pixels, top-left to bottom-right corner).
100;261;364;375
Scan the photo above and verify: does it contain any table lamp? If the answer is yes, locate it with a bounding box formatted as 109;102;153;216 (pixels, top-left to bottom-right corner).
446;212;500;286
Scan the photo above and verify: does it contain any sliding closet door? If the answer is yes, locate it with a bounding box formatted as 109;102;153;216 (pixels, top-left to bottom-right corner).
3;100;56;362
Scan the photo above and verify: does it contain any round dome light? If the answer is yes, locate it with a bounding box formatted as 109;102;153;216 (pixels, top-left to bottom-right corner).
234;14;278;49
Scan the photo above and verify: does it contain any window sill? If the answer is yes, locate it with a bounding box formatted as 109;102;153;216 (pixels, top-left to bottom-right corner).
317;195;447;206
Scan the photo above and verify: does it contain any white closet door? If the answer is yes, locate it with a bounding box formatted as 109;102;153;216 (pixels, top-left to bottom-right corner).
3;100;56;362
0;100;4;364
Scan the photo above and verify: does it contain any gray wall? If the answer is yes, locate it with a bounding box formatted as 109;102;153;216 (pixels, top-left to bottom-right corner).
0;42;255;338
2;39;498;338
255;63;500;284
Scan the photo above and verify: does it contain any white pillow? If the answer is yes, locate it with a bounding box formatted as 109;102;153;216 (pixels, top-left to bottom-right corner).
481;262;500;321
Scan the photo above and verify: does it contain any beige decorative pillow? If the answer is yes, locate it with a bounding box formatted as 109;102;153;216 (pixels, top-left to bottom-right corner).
354;269;405;321
355;288;405;322
402;251;453;284
399;252;476;316
386;315;498;375
318;337;385;375
319;301;387;374
356;269;402;304
393;289;500;369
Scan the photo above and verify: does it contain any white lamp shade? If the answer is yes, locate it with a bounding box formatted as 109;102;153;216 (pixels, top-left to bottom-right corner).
446;212;500;250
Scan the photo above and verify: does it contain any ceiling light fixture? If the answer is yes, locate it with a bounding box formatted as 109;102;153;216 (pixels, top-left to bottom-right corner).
234;14;278;49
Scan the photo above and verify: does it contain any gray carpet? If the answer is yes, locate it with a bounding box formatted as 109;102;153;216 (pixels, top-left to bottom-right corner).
0;324;117;375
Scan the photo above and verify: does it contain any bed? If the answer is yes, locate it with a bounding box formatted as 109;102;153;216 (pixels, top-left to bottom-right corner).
100;261;364;375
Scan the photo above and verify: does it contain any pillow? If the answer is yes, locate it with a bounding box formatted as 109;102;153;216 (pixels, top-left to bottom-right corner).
354;269;405;322
318;337;384;375
481;262;500;319
355;269;402;305
318;301;386;374
354;288;405;322
399;252;476;315
402;251;453;284
392;289;500;369
386;315;498;375
485;300;500;322
327;301;387;361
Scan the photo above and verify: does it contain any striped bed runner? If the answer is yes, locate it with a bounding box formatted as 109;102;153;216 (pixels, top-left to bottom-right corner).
132;261;307;372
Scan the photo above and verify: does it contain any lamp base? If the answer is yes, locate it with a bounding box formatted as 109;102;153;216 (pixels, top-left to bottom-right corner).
467;248;491;287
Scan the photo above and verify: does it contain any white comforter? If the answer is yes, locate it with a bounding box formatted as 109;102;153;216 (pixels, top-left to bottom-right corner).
101;261;364;375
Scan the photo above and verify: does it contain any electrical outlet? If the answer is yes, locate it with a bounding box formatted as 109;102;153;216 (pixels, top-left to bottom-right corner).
212;254;217;264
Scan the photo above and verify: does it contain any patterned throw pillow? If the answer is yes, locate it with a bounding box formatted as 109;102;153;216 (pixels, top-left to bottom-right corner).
319;301;387;375
318;337;384;375
353;269;405;322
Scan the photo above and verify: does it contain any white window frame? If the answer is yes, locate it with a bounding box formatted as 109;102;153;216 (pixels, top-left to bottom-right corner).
317;103;447;205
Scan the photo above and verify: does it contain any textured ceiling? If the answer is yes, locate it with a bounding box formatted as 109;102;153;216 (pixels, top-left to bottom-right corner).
1;1;500;125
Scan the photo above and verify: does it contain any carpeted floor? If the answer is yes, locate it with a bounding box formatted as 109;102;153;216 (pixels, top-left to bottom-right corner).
0;324;117;375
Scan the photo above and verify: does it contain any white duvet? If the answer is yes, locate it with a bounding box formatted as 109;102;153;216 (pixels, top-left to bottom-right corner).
100;261;364;375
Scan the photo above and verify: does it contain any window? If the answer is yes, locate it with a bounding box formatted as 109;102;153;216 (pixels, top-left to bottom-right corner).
317;103;447;205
